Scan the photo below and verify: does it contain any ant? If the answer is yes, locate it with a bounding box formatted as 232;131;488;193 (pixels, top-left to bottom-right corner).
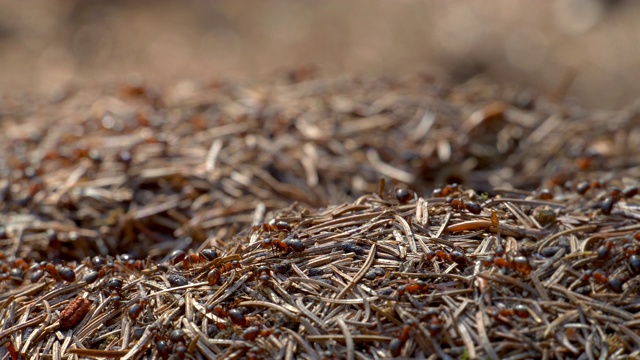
255;265;271;282
537;188;553;200
128;285;150;321
484;254;532;275
242;324;277;341
207;304;276;341
207;260;241;285
582;268;625;293
30;261;76;283
596;186;637;215
486;304;530;321
432;183;460;197
113;254;148;272
426;248;468;265
629;254;640;275
206;303;233;330
252;220;292;233
595;239;615;260
395;279;433;297
424;310;444;337
395;188;414;204
389;319;416;357
0;257;31;285
388;311;443;357
262;234;305;254
592;236;640;278
168;248;219;269
153;327;195;360
447;198;483;215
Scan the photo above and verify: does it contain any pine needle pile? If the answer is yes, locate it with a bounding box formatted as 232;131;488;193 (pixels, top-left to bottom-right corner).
1;74;639;359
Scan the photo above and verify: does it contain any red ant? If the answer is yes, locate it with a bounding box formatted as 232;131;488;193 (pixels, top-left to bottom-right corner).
31;261;76;282
261;234;305;254
207;260;241;285
388;311;443;357
596;239;614;260
0;257;31;285
448;198;482;215
207;304;276;341
433;183;460;197
128;286;149;321
581;268;625;293
486;304;530;321
252;220;292;233
593;236;640;278
153;328;192;360
169;248;219;269
423;310;444;337
484;254;532;275
389;319;416;357
426;248;467;265
395;280;433;297
242;324;277;341
597;186;635;215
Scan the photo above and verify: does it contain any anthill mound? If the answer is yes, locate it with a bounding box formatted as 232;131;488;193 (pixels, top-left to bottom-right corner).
1;74;639;359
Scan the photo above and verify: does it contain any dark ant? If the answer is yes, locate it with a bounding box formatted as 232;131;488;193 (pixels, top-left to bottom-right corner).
106;278;124;308
256;265;271;282
629;255;640;275
575;181;590;195
341;242;364;255
153;331;170;359
395;188;413;204
84;260;114;284
595;237;640;278
600;197;616;215
607;278;624;293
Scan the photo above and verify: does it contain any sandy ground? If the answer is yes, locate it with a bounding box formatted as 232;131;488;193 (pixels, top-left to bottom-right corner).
1;0;640;109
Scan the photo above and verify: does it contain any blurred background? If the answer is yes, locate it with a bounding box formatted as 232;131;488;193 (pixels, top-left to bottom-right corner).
0;0;639;109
